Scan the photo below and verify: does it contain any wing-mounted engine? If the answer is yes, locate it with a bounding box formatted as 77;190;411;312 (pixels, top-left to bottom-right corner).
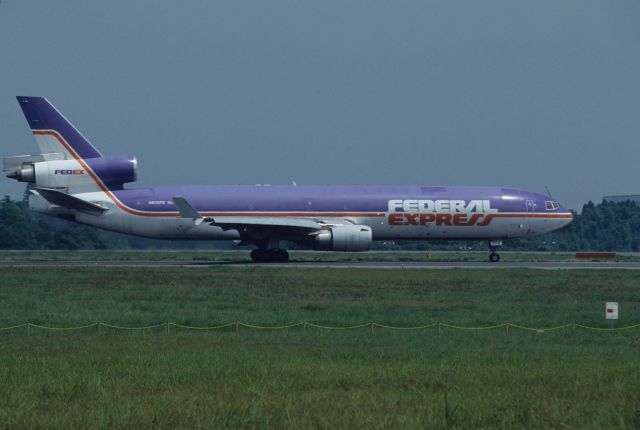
314;225;373;252
4;155;137;192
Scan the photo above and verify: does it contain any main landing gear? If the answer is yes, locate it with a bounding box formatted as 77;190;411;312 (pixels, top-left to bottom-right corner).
488;240;502;263
250;248;290;263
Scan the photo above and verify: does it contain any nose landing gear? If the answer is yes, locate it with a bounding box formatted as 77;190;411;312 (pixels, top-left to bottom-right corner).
488;240;502;263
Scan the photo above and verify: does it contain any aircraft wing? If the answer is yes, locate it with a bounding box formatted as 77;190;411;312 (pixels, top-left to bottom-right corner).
172;196;210;225
171;196;329;232
209;216;323;231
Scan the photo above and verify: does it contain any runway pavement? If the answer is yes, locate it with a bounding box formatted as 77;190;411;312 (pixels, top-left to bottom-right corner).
1;259;640;269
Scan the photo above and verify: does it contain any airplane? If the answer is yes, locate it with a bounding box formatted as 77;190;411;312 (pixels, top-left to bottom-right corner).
4;96;573;262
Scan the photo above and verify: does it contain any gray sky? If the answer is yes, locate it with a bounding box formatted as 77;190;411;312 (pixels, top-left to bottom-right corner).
1;0;639;210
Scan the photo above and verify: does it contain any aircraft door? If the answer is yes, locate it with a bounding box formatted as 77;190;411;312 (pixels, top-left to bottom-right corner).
519;199;534;237
526;200;535;212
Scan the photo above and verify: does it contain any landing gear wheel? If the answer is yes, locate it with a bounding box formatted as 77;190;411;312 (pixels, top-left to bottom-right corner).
489;252;500;263
250;249;268;262
250;249;289;263
272;249;290;262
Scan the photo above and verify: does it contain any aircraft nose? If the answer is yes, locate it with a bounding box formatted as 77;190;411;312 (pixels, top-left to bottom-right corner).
537;194;573;230
553;202;574;229
559;211;573;227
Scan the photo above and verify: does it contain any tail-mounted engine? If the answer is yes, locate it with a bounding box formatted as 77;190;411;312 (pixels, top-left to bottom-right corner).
4;155;137;191
315;224;373;252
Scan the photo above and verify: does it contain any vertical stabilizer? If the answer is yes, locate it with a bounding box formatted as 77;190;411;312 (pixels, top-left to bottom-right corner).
16;96;102;160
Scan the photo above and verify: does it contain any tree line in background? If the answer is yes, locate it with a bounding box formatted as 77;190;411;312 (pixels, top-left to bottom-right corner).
1;196;639;251
0;197;225;250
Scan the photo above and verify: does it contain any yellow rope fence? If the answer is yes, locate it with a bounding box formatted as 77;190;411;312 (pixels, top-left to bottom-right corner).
1;322;640;333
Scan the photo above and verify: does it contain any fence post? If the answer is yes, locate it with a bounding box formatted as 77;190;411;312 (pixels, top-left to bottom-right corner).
438;322;441;334
98;322;102;335
166;322;170;335
236;321;239;335
370;322;374;333
27;322;30;337
506;323;509;334
303;321;307;333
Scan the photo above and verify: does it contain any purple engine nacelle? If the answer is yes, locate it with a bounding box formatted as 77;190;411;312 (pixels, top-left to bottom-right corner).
86;155;137;188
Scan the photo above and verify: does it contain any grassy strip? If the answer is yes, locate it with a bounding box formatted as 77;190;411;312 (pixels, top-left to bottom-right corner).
1;267;639;428
1;267;639;327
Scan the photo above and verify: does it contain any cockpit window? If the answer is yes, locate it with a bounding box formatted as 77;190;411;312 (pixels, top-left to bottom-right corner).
545;201;560;210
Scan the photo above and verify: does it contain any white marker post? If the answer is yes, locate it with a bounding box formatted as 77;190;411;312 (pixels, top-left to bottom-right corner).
606;302;618;329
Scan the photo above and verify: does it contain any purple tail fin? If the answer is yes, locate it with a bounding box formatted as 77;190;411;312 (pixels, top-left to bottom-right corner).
16;96;102;160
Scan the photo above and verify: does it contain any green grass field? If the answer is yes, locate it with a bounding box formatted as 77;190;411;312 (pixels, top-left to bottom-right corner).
1;267;639;429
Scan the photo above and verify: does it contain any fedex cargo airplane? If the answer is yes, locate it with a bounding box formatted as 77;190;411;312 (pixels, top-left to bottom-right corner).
4;97;573;262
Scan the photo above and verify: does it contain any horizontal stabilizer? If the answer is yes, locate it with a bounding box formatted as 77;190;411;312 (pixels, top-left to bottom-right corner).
3;153;65;172
34;188;108;214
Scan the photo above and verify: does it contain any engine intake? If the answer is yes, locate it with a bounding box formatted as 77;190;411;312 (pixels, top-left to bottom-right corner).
315;225;373;252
